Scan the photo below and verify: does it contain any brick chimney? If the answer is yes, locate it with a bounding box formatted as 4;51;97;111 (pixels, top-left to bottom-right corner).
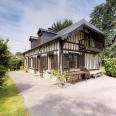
48;28;53;32
38;35;42;44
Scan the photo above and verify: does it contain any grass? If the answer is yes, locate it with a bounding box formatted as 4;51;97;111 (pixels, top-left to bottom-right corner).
100;66;106;74
0;77;29;116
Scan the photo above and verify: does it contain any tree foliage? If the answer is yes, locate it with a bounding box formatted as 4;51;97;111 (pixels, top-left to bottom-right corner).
90;0;116;58
51;19;73;32
0;38;11;88
15;52;22;56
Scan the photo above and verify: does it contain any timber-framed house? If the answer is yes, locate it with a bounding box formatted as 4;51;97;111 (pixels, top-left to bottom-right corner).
23;19;105;75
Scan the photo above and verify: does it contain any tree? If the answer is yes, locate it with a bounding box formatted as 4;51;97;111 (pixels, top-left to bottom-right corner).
15;52;22;56
0;38;11;88
51;18;73;32
90;0;116;58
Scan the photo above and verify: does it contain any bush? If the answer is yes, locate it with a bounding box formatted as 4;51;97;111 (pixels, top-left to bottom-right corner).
0;38;11;88
0;65;8;88
104;58;116;77
9;58;24;69
50;70;70;86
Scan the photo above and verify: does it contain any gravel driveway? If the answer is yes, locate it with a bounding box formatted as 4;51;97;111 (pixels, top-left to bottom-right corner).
9;71;116;116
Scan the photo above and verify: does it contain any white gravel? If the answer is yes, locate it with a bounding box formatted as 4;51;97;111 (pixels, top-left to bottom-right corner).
9;71;116;116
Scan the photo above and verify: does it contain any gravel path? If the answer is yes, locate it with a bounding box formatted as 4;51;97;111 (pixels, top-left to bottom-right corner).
9;71;116;116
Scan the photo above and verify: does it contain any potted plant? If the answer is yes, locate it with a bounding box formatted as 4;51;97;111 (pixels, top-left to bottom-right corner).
35;71;39;76
24;68;29;73
50;70;70;86
20;66;24;70
39;72;43;78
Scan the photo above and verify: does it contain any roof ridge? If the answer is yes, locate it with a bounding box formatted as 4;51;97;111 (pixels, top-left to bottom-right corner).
57;19;87;34
37;28;57;34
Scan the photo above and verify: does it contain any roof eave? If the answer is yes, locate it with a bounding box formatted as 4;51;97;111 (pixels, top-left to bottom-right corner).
83;24;105;35
22;36;61;55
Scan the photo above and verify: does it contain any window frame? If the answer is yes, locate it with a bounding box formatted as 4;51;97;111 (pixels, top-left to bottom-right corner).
69;53;79;69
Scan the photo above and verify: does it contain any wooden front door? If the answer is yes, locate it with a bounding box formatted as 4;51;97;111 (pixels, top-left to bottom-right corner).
50;55;54;69
40;56;48;72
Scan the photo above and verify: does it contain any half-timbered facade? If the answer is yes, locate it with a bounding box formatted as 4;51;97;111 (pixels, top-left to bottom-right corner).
23;19;105;76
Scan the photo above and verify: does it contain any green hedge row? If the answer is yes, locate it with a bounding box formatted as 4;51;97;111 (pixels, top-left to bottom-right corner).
104;58;116;77
9;58;24;69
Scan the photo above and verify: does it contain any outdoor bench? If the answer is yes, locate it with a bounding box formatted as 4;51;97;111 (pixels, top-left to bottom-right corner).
66;71;88;84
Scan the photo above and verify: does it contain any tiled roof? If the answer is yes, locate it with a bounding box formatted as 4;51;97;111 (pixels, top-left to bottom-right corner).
23;19;104;54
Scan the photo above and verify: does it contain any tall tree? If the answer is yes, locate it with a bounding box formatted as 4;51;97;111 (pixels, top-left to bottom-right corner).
0;38;11;88
90;0;116;58
15;52;22;56
51;19;73;32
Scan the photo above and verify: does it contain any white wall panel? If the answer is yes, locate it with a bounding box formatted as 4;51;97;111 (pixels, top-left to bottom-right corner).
85;53;99;70
56;41;59;49
64;32;82;51
91;54;94;69
66;42;68;49
94;54;99;69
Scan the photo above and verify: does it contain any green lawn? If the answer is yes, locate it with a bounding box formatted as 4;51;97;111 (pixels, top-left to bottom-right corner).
0;77;29;116
100;66;106;74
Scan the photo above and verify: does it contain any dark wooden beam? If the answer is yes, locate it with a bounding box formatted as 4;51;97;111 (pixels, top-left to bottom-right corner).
66;41;81;45
63;49;80;52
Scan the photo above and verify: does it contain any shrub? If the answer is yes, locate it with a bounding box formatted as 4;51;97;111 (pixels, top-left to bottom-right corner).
104;58;116;77
0;38;11;88
0;65;8;88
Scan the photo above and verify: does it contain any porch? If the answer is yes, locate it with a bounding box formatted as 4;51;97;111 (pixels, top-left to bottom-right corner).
66;66;102;84
79;39;103;52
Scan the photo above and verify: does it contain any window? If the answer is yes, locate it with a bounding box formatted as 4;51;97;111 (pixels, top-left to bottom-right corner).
28;58;31;67
69;54;79;68
32;57;36;68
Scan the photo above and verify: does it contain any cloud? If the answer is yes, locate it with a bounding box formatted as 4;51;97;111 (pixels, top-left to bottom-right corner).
0;0;106;54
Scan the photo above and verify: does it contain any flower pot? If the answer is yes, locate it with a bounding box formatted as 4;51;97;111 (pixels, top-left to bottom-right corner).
40;76;43;78
20;66;24;70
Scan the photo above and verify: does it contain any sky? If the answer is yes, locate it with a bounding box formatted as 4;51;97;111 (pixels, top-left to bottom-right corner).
0;0;106;54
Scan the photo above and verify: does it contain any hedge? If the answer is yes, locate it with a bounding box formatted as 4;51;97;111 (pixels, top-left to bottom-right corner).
9;58;24;69
104;58;116;77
